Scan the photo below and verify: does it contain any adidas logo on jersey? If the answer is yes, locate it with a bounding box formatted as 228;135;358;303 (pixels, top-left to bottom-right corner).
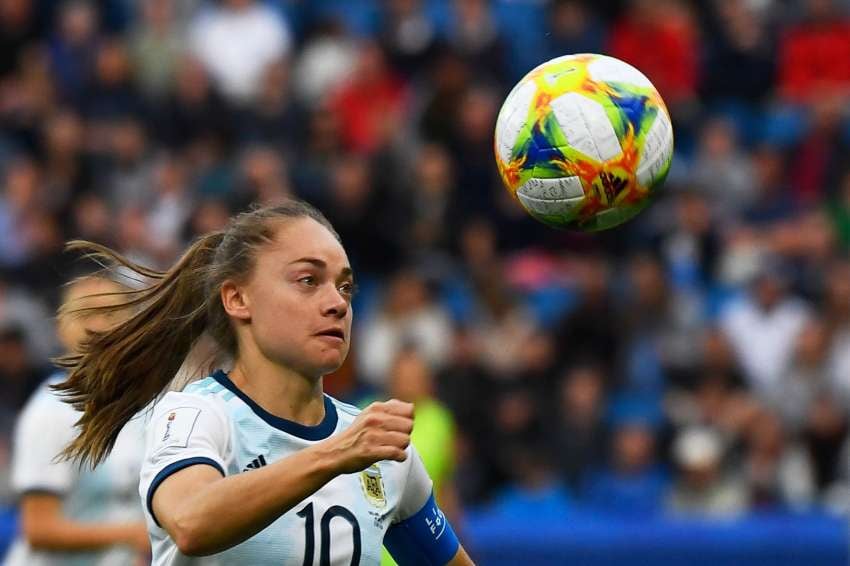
243;455;268;472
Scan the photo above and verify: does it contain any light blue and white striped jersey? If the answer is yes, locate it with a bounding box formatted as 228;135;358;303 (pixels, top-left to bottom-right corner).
5;374;147;566
140;370;432;566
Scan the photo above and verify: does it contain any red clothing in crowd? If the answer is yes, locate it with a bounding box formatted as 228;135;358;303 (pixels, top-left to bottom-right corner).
330;71;408;154
607;12;698;105
779;20;850;102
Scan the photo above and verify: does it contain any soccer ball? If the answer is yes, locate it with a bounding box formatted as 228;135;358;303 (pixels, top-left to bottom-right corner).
494;53;674;231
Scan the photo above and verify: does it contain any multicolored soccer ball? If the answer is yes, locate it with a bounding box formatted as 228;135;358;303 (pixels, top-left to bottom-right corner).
494;53;674;231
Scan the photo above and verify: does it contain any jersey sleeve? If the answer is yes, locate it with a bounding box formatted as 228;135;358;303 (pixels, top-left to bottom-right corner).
11;386;79;496
395;446;434;523
384;446;460;565
139;392;230;526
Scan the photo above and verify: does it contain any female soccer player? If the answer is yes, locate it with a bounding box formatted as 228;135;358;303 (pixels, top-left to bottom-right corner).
56;200;475;565
6;274;150;566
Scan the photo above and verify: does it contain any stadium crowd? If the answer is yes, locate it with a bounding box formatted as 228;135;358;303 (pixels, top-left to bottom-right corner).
0;0;848;528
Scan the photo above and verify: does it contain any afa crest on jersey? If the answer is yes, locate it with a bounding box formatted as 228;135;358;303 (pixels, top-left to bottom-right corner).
360;465;386;508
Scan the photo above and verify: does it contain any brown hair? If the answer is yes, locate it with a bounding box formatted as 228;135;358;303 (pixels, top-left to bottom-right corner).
54;200;339;467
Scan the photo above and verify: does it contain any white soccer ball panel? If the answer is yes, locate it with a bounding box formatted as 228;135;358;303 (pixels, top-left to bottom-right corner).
517;193;585;217
550;93;622;162
517;176;584;201
636;109;674;187
495;80;538;164
587;55;654;88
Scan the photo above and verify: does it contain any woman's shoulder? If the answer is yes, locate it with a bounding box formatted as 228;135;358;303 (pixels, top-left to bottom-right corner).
152;377;232;420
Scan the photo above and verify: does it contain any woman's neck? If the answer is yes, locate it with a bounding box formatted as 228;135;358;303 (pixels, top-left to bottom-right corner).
229;355;326;426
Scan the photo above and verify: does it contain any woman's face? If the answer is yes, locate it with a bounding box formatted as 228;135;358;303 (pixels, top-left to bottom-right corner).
57;278;130;353
235;218;354;378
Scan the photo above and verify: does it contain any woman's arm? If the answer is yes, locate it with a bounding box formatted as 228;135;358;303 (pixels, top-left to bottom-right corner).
447;545;476;566
152;400;414;556
20;493;149;553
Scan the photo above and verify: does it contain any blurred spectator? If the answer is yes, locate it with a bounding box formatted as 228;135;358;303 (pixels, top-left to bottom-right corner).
690;118;757;219
235;60;301;150
321;153;405;275
234;145;291;208
486;443;573;520
418;47;471;146
436;325;500;505
404;144;461;258
101;117;153;208
788;95;849;204
0;279;56;362
379;0;438;79
659;189;722;298
188;0;291;105
82;38;143;124
740;144;796;226
291;19;356;107
468;278;538;379
39;109;92;215
445;0;507;85
667;427;749;517
550;363;609;490
48;0;100;106
582;396;668;517
823;261;850;404
553;255;620;376
0;157;40;268
778;0;850;103
330;40;409;154
69;192;114;248
546;0;607;60
771;319;834;430
357;269;452;388
720;256;811;400
0;325;49;425
145;154;192;261
828;170;850;253
802;390;848;495
0;0;40;80
129;0;185;100
700;0;776;105
0;45;56;156
744;409;815;510
620;252;703;390
153;56;230;149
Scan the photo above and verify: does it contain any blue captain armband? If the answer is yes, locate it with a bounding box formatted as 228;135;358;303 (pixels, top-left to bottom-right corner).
384;491;460;566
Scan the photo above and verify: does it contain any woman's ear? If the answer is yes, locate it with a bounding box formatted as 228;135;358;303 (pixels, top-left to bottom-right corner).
221;280;251;321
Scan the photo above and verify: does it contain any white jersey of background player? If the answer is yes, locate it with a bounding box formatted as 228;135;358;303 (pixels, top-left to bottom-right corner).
4;276;150;566
5;375;147;566
142;371;438;565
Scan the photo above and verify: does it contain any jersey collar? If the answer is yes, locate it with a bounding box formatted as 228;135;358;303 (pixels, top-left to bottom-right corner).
211;369;338;440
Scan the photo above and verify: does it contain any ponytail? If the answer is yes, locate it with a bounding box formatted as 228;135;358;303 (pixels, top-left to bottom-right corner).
54;199;339;467
54;232;225;467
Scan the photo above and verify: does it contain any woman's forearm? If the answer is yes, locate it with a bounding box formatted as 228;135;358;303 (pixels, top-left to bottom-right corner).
161;442;341;556
21;494;145;552
26;520;139;551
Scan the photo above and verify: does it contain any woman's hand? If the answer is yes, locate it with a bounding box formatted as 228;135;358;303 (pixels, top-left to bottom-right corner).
325;400;414;474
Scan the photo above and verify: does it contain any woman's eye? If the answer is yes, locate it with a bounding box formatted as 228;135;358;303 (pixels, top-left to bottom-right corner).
298;276;316;286
339;282;357;296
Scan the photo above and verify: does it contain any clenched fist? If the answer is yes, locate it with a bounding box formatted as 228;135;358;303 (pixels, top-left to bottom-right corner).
325;400;414;474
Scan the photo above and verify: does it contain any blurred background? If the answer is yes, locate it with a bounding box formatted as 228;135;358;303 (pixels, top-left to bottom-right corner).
0;0;848;564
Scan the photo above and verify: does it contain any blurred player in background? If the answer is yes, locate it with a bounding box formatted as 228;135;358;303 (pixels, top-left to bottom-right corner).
5;274;150;566
54;200;475;565
380;346;461;566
